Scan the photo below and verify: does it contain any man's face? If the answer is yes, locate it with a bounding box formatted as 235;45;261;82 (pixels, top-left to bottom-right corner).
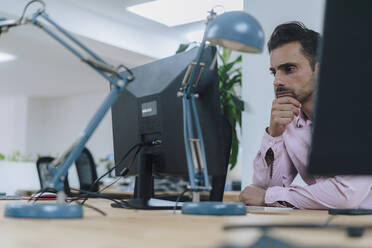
269;41;317;104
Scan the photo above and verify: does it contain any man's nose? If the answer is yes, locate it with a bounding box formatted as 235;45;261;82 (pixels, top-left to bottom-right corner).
274;73;285;87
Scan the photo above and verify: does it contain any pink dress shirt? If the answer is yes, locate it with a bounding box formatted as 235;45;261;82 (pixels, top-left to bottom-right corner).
253;111;372;209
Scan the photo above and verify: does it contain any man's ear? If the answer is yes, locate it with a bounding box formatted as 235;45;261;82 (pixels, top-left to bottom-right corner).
314;62;320;73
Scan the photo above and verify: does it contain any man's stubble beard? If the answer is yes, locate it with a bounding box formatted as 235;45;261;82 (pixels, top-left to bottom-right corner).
297;73;317;105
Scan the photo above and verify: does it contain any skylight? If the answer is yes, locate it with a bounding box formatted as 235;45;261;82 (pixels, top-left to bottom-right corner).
127;0;243;27
0;52;16;63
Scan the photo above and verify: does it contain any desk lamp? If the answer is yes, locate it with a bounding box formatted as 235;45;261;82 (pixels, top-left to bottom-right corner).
1;0;133;218
179;10;264;215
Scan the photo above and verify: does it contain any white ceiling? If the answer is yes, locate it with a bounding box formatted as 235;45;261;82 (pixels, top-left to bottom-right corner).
0;0;206;97
0;22;156;97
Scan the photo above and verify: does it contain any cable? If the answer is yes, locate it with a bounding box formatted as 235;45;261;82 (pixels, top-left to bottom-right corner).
102;146;142;208
79;144;143;207
19;0;46;23
28;189;46;203
116;64;135;82
29;186;56;203
76;200;106;216
211;5;225;15
67;186;139;216
88;142;143;194
324;215;336;226
26;188;107;216
68;188;120;203
67;194;106;216
48;143;143;213
173;188;190;214
99;177;122;193
116;199;138;209
30;143;141;206
36;143;142;207
67;188;123;208
100;145;142;193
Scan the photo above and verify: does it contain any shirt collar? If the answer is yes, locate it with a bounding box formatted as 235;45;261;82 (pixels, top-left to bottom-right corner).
295;110;312;128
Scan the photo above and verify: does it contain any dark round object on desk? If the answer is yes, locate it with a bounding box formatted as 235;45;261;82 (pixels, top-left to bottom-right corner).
231;181;241;191
346;227;365;238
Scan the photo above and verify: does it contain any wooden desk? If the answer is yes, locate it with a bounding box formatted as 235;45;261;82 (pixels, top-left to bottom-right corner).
0;200;371;248
98;188;241;202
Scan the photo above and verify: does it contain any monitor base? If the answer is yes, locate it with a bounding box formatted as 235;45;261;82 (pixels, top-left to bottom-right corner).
181;202;246;215
111;198;181;210
4;203;83;219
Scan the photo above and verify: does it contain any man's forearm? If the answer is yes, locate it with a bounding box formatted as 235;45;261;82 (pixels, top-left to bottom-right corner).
265;176;372;209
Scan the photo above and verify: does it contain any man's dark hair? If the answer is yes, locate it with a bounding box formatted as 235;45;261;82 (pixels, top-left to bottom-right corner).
268;22;320;71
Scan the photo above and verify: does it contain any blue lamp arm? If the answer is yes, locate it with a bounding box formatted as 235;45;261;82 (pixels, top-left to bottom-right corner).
22;9;133;192
30;11;130;86
180;11;218;196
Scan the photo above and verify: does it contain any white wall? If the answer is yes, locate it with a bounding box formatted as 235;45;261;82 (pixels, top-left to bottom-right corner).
241;0;326;187
0;161;40;195
0;96;28;156
0;93;97;194
26;91;113;161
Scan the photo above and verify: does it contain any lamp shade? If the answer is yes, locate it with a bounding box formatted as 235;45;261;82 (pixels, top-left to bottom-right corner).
205;11;264;53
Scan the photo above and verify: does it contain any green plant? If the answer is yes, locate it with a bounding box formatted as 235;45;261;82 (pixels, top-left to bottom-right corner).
8;151;22;162
218;49;243;170
3;151;36;162
176;44;243;170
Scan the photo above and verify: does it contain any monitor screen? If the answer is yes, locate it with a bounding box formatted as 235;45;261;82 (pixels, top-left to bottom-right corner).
111;46;231;208
307;0;372;175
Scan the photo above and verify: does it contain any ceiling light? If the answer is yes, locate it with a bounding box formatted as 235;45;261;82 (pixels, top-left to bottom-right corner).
0;52;16;62
127;0;243;27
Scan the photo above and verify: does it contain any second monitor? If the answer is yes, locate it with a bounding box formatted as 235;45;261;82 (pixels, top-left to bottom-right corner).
111;46;231;209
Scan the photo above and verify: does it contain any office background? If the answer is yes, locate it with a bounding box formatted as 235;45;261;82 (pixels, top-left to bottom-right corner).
0;0;324;192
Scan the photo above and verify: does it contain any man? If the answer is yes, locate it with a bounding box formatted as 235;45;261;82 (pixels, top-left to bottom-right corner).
239;22;372;209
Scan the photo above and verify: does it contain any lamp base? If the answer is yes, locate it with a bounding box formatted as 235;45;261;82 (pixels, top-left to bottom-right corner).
181;201;246;215
4;203;83;219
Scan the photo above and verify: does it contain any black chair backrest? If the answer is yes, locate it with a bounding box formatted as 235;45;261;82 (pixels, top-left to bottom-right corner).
36;156;71;195
75;148;99;192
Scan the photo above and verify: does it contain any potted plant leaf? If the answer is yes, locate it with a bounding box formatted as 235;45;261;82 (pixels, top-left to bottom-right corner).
176;44;243;170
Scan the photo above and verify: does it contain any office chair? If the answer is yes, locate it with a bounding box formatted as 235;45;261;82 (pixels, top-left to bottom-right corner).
74;148;99;193
36;156;71;195
75;148;130;199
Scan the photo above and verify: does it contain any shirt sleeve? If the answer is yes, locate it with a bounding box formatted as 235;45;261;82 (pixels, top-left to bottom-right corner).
265;176;372;209
252;128;298;189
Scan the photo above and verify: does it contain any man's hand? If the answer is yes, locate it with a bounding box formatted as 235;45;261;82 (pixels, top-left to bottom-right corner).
239;185;266;206
268;96;301;137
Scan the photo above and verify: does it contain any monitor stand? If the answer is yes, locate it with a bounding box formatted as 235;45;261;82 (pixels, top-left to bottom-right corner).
111;149;179;210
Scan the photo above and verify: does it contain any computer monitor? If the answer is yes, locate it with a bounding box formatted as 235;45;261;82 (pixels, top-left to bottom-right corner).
111;46;231;209
307;0;372;175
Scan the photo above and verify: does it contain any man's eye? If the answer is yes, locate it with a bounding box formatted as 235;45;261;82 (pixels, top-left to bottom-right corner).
270;70;276;76
285;66;296;73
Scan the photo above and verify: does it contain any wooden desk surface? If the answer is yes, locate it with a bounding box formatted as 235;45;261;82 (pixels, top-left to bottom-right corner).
0;199;371;248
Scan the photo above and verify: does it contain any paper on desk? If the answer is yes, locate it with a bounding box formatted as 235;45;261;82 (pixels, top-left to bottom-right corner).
148;198;183;207
246;206;293;212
